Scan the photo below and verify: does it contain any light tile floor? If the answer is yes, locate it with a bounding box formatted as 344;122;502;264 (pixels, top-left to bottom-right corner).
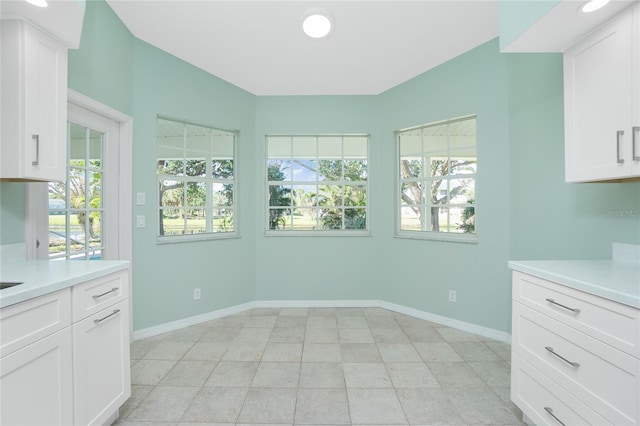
115;307;525;426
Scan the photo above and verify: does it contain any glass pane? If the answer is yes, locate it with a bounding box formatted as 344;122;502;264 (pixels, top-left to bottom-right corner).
267;160;291;181
449;177;475;205
87;170;102;209
213;183;233;207
161;181;184;207
68;168;86;209
68;213;85;257
292;136;316;158
157;159;184;176
345;208;366;229
185;159;207;177
455;206;475;234
292;208;317;230
291;160;317;182
343;160;367;181
88;129;103;167
160;208;184;236
319;185;343;207
429;158;449;177
185;209;206;234
268;185;292;207
430;178;447;204
343;136;368;158
400;204;424;231
269;208;291;230
401;180;426;206
267;136;291;158
292;185;316;208
320;209;342;229
69;123;86;166
88;211;102;251
423;124;448;156
49;214;66;257
344;185;366;206
318;160;342;181
399;131;421;157
49;181;66;211
187;182;206;207
212;159;233;179
400;159;422;179
318;136;342;158
212;209;233;232
211;132;234;158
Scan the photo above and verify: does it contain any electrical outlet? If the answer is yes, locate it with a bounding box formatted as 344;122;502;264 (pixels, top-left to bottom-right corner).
449;290;457;303
193;288;201;300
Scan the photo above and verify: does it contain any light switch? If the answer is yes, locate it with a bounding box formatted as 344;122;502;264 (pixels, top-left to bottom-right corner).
136;215;145;228
136;192;146;205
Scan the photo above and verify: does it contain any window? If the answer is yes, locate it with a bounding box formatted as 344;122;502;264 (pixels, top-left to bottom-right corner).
397;115;477;241
48;121;104;260
157;117;236;240
266;134;369;234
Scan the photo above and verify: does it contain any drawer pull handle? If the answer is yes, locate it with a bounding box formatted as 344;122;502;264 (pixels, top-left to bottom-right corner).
92;287;119;299
94;309;121;324
545;298;580;314
617;130;625;164
544;407;567;426
545;346;580;368
32;135;40;166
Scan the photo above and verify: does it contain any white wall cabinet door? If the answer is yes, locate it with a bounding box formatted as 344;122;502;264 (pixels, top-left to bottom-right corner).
73;300;131;426
564;4;640;182
0;327;74;426
0;19;67;181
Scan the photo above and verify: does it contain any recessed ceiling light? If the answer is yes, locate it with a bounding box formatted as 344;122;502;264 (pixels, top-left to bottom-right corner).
581;0;610;13
303;14;332;39
24;0;48;7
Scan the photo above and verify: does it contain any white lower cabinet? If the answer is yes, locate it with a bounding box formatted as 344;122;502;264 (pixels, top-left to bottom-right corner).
0;327;74;425
73;300;131;426
0;269;130;425
511;271;640;425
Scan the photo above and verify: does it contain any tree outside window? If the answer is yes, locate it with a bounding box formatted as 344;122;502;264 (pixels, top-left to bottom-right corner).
398;115;477;239
266;135;369;234
157;118;236;240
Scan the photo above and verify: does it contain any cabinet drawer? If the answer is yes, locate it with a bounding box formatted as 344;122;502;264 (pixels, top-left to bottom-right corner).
513;271;640;357
0;288;71;357
511;352;611;426
73;300;131;426
72;270;128;322
513;302;639;425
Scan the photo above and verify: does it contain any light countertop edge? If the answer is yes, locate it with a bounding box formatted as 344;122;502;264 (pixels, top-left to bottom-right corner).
0;260;130;309
508;260;640;309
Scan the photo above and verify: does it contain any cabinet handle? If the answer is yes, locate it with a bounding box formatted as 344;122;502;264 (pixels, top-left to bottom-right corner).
92;287;119;299
633;126;639;161
545;298;580;314
32;134;40;166
544;407;567;426
94;309;121;324
545;346;580;367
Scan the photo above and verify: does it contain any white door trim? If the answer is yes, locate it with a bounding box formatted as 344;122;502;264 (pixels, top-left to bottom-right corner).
66;90;133;264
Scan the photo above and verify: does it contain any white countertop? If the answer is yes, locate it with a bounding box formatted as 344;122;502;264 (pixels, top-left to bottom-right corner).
0;260;129;308
508;259;640;309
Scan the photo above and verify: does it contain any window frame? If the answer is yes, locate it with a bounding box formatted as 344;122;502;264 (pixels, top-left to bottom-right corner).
265;133;370;237
156;116;238;243
395;114;478;243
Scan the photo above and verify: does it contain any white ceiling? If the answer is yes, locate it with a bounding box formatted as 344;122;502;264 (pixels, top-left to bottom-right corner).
105;1;500;96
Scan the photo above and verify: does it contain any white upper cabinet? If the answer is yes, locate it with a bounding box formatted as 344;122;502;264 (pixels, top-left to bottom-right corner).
1;19;68;181
0;1;84;182
564;4;640;182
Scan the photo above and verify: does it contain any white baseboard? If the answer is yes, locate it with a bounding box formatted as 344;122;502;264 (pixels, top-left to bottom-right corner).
132;301;255;340
133;299;511;344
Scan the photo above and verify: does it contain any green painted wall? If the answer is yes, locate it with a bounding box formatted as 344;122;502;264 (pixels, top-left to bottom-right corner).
254;96;382;301
68;0;134;115
377;39;512;332
1;1;638;336
0;183;26;245
499;0;560;50
130;39;257;330
507;53;640;260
